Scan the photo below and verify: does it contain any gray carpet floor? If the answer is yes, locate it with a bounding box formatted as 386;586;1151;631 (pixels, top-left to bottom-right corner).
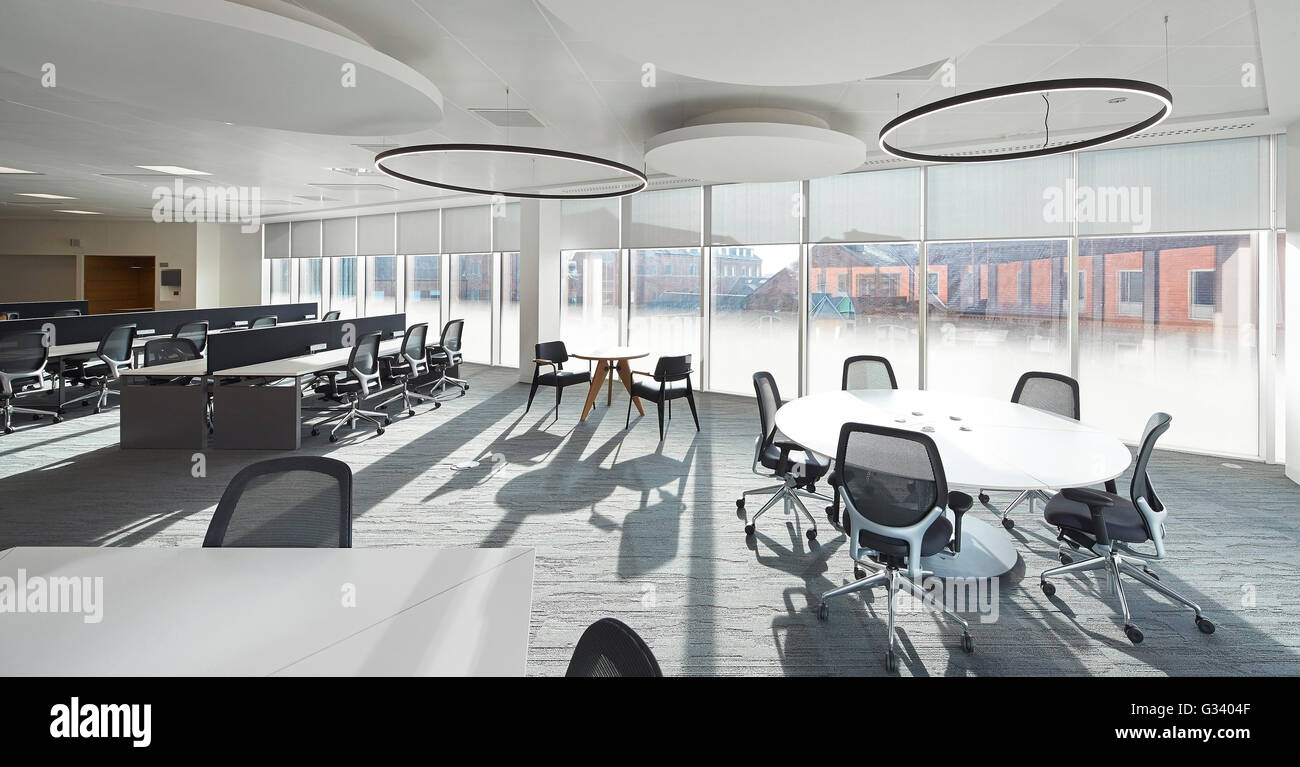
1;363;1297;676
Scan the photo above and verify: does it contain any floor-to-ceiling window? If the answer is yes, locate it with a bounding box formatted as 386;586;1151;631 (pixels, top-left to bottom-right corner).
1277;230;1287;461
330;257;357;319
268;259;291;303
365;255;398;316
298;258;323;310
499;252;520;367
710;181;802;395
406;254;441;333
450;252;492;363
629;248;703;385
561;249;620;351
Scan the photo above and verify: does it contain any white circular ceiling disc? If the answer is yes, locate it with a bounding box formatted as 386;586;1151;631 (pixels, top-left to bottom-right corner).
540;0;1064;86
646;112;865;183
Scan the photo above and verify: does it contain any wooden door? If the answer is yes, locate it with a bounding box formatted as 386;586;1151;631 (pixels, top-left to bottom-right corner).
84;255;155;314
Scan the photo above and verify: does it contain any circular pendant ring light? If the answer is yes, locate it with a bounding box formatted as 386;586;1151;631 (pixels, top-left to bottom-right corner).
374;143;648;199
878;78;1172;163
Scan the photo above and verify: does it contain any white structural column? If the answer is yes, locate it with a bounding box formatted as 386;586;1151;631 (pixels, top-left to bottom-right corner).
517;199;563;383
1286;126;1300;484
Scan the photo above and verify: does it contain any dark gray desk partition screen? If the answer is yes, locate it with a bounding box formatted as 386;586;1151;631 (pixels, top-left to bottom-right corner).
0;300;89;318
0;303;318;345
206;313;407;372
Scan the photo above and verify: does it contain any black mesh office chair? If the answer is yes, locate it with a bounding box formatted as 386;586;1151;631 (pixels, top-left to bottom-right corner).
818;423;974;671
564;618;662;677
978;371;1081;529
738;371;829;541
425;318;468;395
827;354;900;527
378;323;437;417
173;320;209;355
142;337;200;383
0;330;61;433
203;456;352;547
64;323;136;413
526;340;591;421
310;332;390;442
1040;413;1213;644
52;308;82;317
5;312;17;319
625;354;698;441
322;310;341;321
251;315;278;329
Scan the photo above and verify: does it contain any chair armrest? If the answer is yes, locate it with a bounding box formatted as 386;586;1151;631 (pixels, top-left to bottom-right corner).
533;358;554;365
946;491;973;553
631;370;654;377
1061;487;1114;507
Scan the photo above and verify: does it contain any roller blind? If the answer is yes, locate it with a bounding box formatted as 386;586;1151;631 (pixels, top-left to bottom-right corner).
396;209;440;254
290;220;322;258
1077;136;1266;235
442;205;491;253
560;199;620;250
357;213;396;255
493;202;520;252
710;181;801;245
926;154;1071;240
810;168;921;242
321;217;356;257
626;187;702;248
264;222;290;259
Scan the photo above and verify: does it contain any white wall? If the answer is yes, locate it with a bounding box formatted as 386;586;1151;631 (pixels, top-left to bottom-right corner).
0;254;77;301
517;199;563;383
1286;128;1300;484
192;223;262;308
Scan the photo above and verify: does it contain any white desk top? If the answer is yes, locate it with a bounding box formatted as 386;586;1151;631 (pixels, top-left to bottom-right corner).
213;337;404;378
48;337;149;359
0;546;534;676
774;389;1132;491
121;359;209;377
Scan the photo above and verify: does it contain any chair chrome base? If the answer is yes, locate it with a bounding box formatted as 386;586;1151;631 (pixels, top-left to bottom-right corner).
1040;546;1213;644
309;394;389;442
738;476;829;541
818;564;973;671
2;401;62;433
422;372;469;398
994;488;1053;530
375;379;437;417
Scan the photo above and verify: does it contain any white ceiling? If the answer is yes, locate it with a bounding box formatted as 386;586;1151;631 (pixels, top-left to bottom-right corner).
0;0;1290;221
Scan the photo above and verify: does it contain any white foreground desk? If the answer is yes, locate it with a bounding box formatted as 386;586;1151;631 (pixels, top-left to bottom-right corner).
0;547;535;676
775;389;1132;578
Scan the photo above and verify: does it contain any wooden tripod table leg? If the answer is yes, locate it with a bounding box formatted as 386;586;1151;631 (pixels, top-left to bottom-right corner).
616;359;645;416
580;359;608;421
606;362;614;404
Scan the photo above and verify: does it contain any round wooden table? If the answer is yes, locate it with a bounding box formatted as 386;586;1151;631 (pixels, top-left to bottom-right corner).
570;347;649;421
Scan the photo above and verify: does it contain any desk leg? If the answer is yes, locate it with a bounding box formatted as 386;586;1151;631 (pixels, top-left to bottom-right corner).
57;357;66;410
615;360;645;416
580;360;608;421
606;362;614;405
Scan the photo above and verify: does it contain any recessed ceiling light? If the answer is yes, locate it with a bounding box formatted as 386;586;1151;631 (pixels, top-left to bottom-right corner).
0;166;38;174
135;165;211;176
327;167;380;176
17;193;76;200
55;209;102;215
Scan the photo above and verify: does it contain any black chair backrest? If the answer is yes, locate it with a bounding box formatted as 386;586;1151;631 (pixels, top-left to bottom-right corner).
0;331;50;381
440;319;464;353
144;337;199;367
1131;412;1171;516
837;422;947;530
752;371;781;448
1011;371;1080;420
98;324;137;363
53;309;82;317
652;354;692;382
203;456;353;548
351;331;382;377
402;323;428;361
251;315;278;329
173;320;209;354
535;340;570;366
6;312;17;319
564;618;663;677
322;310;341;321
842;355;897;391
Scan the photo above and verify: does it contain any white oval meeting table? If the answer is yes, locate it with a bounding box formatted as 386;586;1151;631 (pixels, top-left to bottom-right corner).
774;389;1133;579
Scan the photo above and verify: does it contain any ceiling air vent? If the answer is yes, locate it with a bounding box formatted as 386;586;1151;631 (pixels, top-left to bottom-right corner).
867;59;949;82
353;143;399;154
469;109;546;128
307;183;397;192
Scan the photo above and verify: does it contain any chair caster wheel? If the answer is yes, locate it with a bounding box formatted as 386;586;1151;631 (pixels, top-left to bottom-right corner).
464;385;470;391
736;498;745;509
1196;616;1215;634
826;507;838;526
3;426;13;435
806;528;817;541
1124;625;1144;645
1001;517;1014;530
408;409;416;417
818;602;828;621
383;417;392;426
433;402;441;409
93;406;101;414
311;429;319;436
853;567;866;580
328;434;338;443
1040;581;1056;597
978;493;989;504
961;632;974;654
885;651;897;672
53;416;63;424
1059;552;1073;565
744;524;755;537
377;428;385;436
